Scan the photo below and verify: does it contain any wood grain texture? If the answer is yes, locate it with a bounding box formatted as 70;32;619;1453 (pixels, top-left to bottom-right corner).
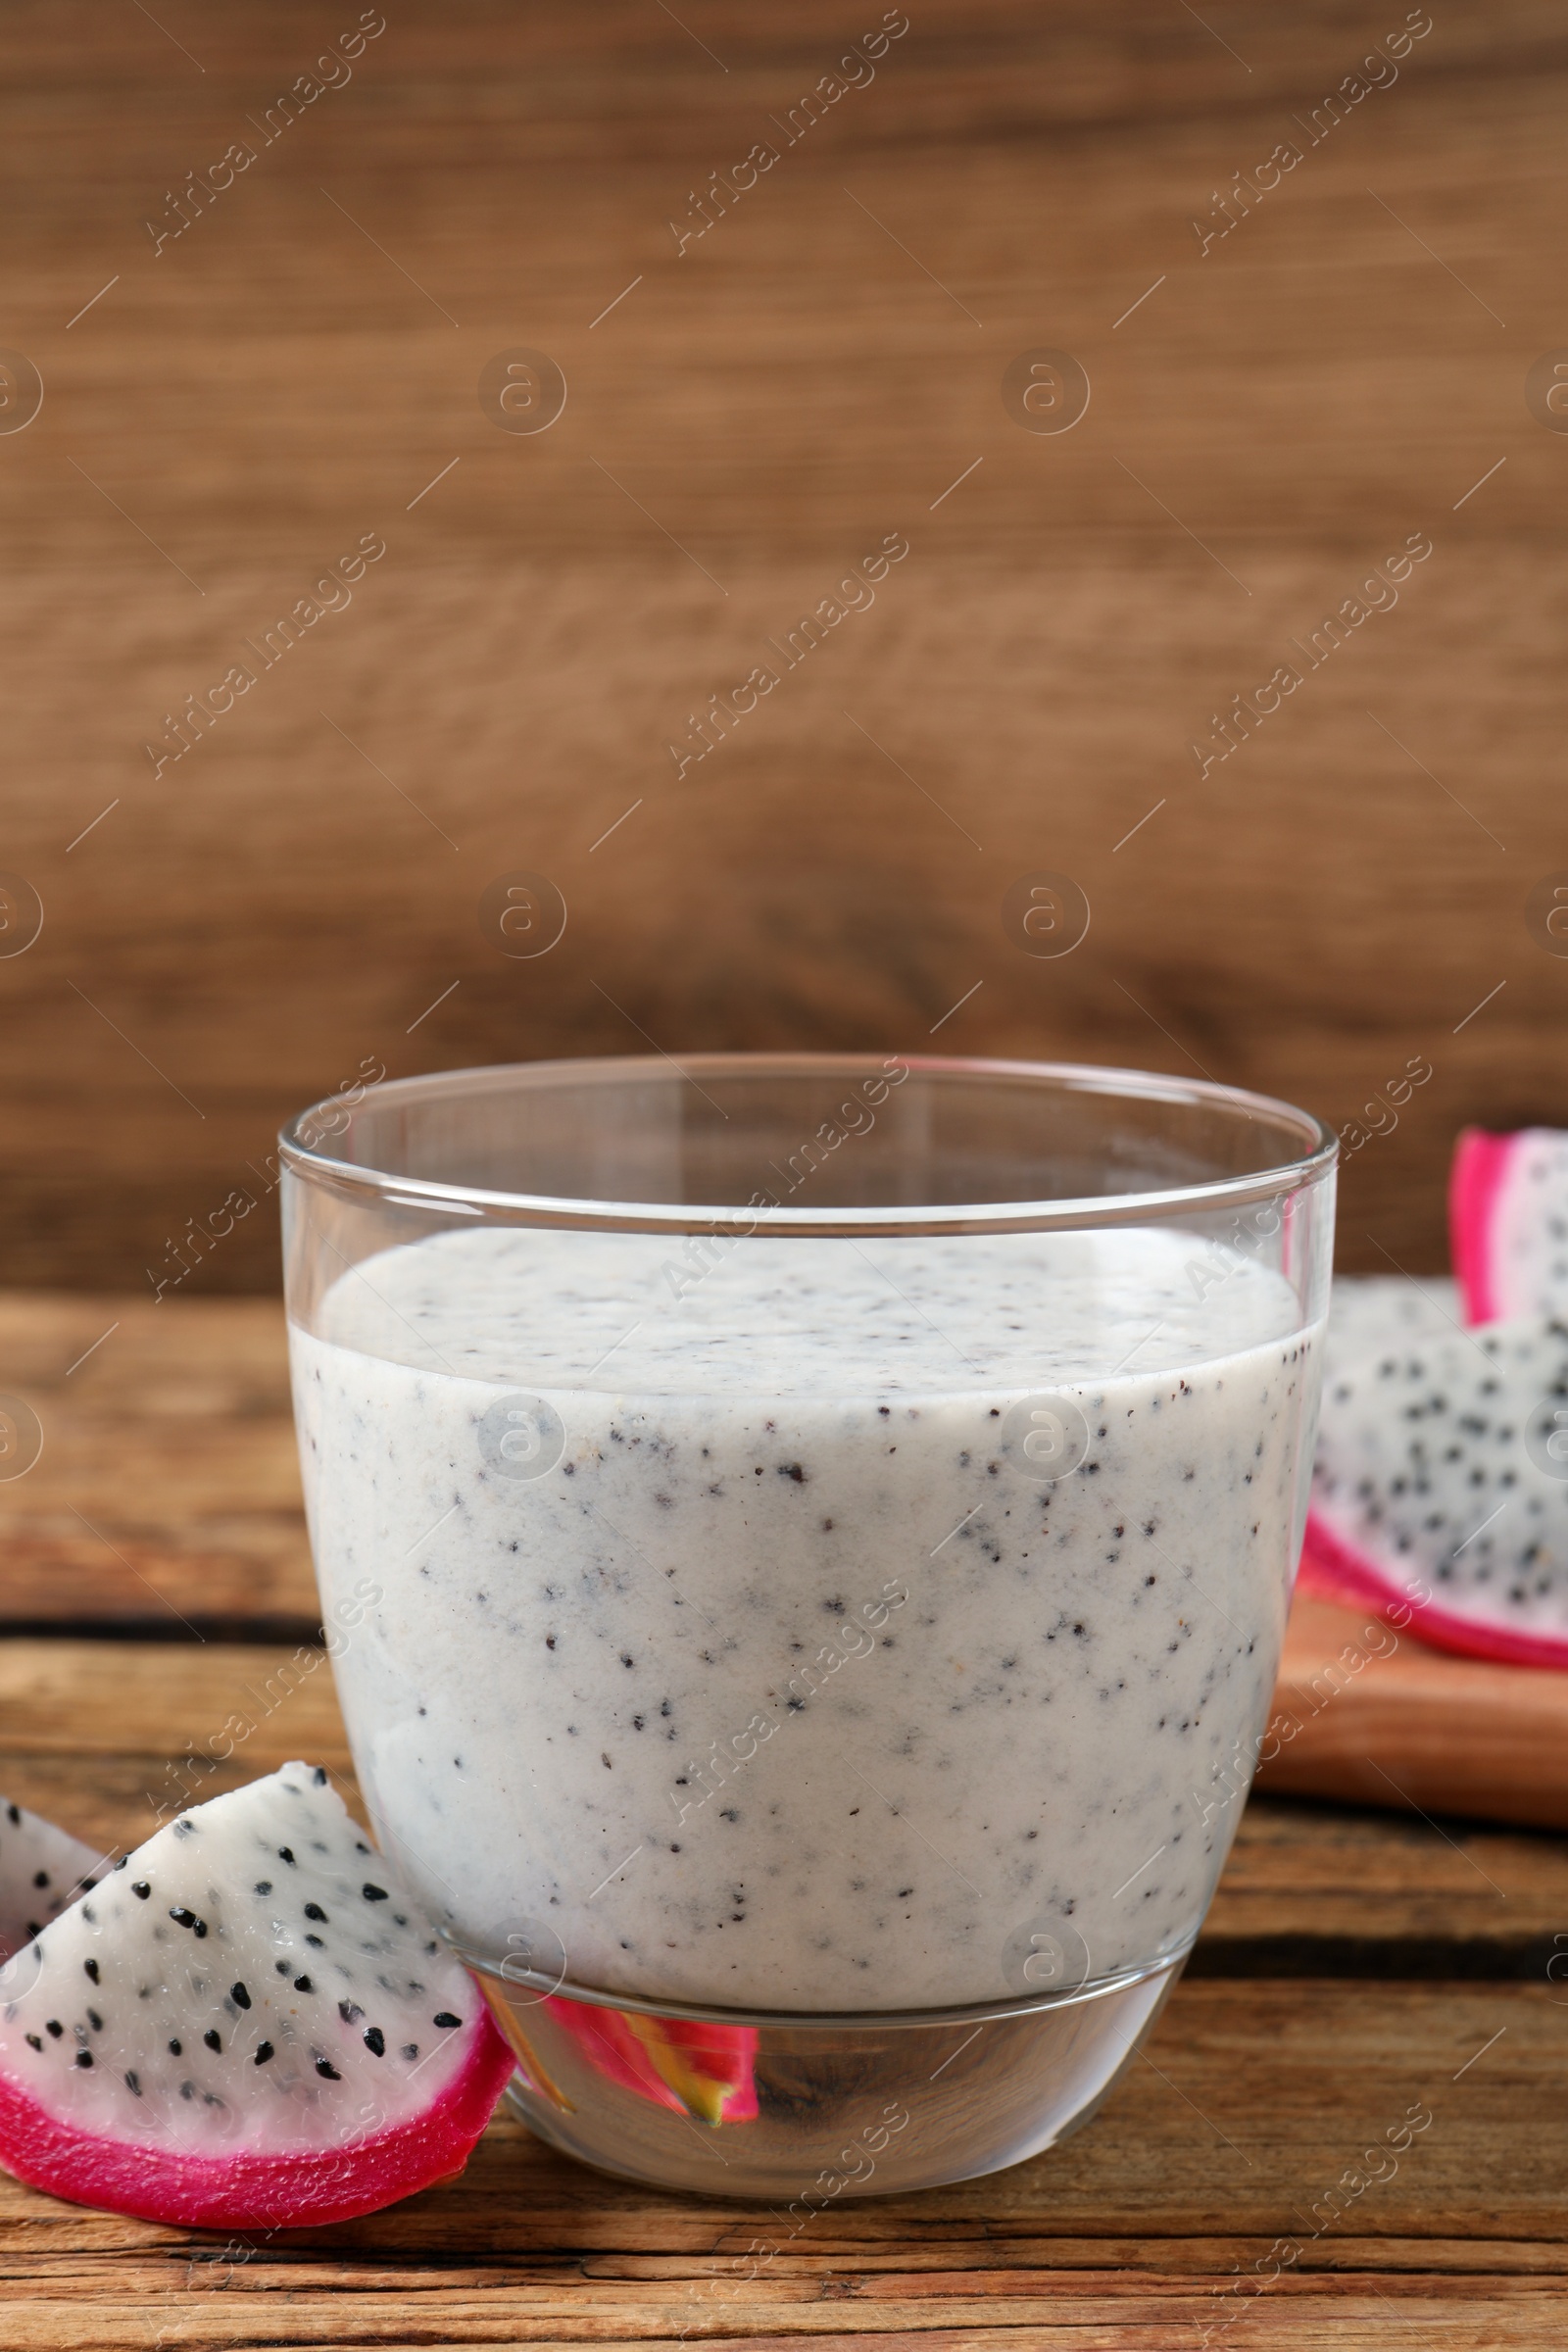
12;1275;1568;2352
1262;1593;1568;1833
0;0;1564;1287
10;1291;1567;1875
5;1635;1568;1967
0;1292;316;1638
3;6;1567;2319
0;1987;1558;2346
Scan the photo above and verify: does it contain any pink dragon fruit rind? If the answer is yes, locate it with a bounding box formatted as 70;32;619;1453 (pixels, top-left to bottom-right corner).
1448;1128;1516;1327
0;1996;516;2230
1302;1509;1568;1673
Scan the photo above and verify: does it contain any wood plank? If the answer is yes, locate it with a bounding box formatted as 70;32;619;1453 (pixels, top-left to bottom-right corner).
0;1984;1556;2345
0;2282;1560;2349
0;1294;317;1637
0;1642;352;1860
6;1293;1568;1964
1198;1790;1568;1973
5;1289;1567;1936
0;2290;1559;2350
0;1639;1564;1967
0;0;1564;1284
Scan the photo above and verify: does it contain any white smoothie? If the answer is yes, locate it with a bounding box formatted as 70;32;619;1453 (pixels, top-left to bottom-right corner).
290;1224;1319;2012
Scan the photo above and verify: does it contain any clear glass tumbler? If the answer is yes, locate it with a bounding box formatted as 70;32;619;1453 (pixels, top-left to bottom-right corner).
280;1054;1334;2197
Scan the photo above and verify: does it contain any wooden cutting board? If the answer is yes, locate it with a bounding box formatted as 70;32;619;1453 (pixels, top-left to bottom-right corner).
1260;1590;1568;1830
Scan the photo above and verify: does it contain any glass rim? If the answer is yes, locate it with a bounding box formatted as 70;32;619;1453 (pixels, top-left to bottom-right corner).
278;1052;1337;1237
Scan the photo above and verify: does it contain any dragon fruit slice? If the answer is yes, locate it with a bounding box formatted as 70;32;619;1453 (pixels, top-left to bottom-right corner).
1300;1273;1467;1613
1450;1127;1568;1324
0;1764;515;2228
539;1995;759;2126
0;1801;107;1964
1321;1274;1461;1386
1307;1314;1568;1668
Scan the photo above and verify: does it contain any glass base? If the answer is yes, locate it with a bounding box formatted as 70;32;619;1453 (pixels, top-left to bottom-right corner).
475;1953;1185;2199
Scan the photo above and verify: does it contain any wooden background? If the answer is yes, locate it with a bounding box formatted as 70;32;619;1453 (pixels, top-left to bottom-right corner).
3;0;1564;1293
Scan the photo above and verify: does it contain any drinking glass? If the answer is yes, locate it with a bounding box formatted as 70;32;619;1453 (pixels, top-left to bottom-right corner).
280;1054;1334;2196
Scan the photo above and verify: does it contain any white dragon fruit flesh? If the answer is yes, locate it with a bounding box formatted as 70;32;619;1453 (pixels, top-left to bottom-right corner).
1320;1274;1461;1388
1450;1127;1568;1324
0;1764;514;2228
1307;1313;1568;1669
0;1800;107;1963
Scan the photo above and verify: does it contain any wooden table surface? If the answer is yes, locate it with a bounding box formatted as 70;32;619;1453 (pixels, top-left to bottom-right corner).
0;1291;1564;2349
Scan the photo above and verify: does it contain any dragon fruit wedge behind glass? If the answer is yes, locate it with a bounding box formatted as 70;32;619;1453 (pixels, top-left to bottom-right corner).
0;1799;107;1964
1450;1127;1568;1324
1310;1294;1568;1670
1303;1131;1568;1668
1308;1325;1568;1669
